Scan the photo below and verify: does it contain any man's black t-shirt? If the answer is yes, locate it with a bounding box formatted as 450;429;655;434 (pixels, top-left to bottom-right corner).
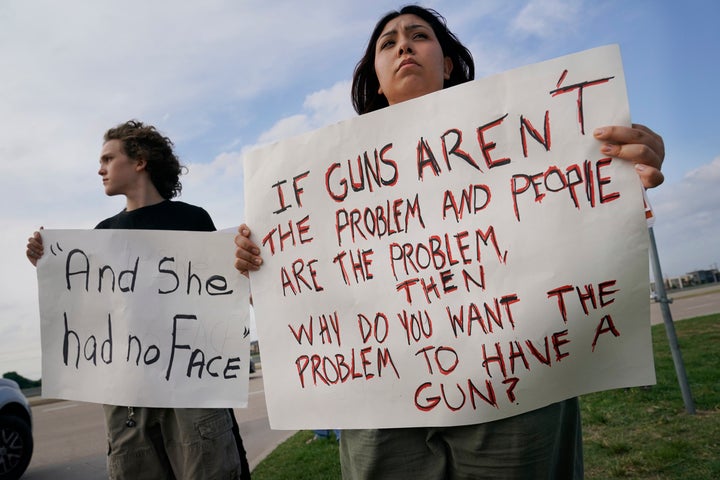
93;199;250;478
94;200;215;232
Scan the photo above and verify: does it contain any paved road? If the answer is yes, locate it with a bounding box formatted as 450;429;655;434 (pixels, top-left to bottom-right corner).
650;284;720;325
22;373;295;479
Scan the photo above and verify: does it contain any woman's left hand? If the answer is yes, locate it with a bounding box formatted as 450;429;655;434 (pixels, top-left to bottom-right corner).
594;124;665;188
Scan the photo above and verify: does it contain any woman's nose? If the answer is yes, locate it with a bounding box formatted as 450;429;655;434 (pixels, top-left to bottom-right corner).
397;37;413;55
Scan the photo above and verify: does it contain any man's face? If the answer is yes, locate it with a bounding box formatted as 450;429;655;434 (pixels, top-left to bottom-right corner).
98;139;141;197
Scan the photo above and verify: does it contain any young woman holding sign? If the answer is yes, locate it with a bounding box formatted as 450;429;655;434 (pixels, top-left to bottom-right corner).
234;5;664;479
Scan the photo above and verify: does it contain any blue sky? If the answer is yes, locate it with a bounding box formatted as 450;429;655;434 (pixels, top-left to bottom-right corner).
1;0;718;379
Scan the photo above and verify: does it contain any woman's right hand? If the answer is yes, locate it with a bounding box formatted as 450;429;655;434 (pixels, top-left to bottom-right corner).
234;224;262;276
593;124;664;188
26;228;44;267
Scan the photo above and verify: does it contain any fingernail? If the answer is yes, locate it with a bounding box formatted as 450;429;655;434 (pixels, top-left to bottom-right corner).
594;128;604;137
635;163;646;172
601;144;613;154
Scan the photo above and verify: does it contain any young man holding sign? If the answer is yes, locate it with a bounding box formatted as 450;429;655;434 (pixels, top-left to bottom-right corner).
27;120;250;480
234;5;665;480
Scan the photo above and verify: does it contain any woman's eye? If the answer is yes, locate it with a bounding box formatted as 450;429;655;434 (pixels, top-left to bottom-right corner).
380;39;395;50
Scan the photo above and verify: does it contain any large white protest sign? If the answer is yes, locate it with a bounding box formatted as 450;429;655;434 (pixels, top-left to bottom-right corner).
244;45;655;429
36;229;251;408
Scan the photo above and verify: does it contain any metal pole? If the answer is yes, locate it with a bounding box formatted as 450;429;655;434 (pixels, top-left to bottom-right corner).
648;226;696;414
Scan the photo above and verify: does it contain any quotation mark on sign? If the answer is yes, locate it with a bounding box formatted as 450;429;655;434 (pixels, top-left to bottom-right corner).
243;327;250;338
50;242;64;256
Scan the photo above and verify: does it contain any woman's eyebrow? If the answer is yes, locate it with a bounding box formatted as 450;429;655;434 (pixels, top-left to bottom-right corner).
379;23;429;41
404;24;429;32
378;28;397;41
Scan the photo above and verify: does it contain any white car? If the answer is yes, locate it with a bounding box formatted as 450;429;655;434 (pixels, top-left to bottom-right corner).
0;378;33;480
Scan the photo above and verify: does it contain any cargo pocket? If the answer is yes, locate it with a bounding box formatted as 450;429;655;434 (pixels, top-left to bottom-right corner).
188;410;241;479
196;410;234;439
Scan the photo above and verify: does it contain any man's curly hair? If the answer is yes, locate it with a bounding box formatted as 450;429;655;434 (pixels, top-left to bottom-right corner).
104;120;183;199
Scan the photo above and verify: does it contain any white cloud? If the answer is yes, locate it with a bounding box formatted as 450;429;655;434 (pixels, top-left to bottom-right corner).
257;115;312;146
182;151;247;230
648;156;720;277
303;80;355;125
183;81;355;230
510;0;583;38
256;80;354;145
685;156;720;182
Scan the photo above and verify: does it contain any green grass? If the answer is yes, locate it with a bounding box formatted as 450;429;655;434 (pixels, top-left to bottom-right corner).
252;315;720;480
252;430;342;480
582;314;720;479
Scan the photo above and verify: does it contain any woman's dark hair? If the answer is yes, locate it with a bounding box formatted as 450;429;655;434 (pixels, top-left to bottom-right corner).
104;120;183;199
351;5;475;115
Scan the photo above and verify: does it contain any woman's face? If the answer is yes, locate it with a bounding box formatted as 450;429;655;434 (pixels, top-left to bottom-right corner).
374;14;453;106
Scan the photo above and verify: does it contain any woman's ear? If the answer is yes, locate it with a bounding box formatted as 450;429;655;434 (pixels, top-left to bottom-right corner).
444;57;453;80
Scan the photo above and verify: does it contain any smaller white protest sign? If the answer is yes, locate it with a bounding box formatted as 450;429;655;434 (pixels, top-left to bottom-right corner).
36;229;251;408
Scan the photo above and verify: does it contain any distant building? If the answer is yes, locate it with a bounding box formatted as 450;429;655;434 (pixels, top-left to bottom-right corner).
688;269;720;285
652;267;720;293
